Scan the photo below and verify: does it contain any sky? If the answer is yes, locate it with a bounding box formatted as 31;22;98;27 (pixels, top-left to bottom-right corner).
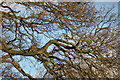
95;2;118;13
94;0;119;2
22;2;119;78
1;1;119;78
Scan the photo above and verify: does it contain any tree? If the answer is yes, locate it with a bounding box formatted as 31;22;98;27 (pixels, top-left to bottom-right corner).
0;2;118;79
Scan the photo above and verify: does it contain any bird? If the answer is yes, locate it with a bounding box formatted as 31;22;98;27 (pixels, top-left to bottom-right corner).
64;33;70;39
9;73;14;77
29;43;38;52
57;15;60;19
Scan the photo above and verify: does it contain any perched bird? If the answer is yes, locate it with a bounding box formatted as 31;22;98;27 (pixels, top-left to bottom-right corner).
57;15;60;19
9;73;14;77
64;33;70;39
29;43;38;52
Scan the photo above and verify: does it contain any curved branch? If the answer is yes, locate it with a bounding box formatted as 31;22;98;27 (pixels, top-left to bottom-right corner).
1;37;76;57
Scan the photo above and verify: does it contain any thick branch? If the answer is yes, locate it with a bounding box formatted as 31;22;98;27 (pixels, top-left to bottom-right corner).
1;37;76;57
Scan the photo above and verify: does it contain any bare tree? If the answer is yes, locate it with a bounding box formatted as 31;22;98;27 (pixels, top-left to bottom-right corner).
0;2;118;79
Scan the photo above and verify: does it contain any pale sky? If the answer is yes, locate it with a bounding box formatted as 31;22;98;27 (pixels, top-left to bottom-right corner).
95;2;118;13
94;0;119;2
1;1;119;78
